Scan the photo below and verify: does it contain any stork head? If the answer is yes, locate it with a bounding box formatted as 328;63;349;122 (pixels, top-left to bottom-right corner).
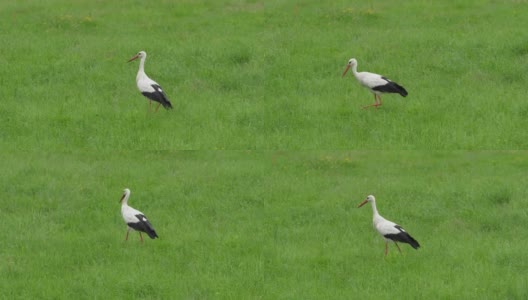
342;58;357;77
127;51;147;62
358;194;375;208
120;188;131;203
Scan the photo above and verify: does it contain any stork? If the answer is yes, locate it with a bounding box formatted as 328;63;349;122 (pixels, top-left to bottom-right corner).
128;51;173;112
342;58;407;109
358;195;419;256
119;188;158;242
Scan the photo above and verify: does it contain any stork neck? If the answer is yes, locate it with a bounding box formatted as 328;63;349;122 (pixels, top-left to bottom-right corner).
121;193;130;206
138;56;146;74
370;200;381;218
351;64;359;77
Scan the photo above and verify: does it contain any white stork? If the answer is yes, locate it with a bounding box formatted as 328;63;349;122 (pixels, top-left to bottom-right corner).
127;51;173;112
342;58;407;109
119;188;158;242
358;195;419;256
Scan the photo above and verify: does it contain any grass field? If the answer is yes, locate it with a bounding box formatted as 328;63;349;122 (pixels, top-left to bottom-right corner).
1;151;527;298
1;0;528;149
1;0;528;299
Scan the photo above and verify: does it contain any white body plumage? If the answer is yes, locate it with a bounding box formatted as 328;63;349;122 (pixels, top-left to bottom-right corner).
342;58;408;109
358;195;419;256
119;188;158;242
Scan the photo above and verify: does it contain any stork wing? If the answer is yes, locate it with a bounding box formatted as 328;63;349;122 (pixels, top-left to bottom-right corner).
134;214;158;239
121;206;145;224
375;219;402;235
358;71;390;88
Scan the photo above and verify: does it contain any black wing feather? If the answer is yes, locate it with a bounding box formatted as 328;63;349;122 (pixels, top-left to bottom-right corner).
372;77;408;97
141;84;173;109
127;214;158;239
384;225;420;249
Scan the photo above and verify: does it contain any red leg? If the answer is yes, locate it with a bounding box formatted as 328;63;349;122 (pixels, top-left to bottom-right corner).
372;95;382;109
363;94;381;109
154;102;161;113
395;242;402;254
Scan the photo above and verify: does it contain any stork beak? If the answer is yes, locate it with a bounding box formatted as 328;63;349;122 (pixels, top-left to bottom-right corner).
342;65;351;77
127;54;139;62
119;193;126;203
358;199;368;208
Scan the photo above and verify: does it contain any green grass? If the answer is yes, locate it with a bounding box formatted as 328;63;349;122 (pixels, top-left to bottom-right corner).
1;0;528;149
1;0;528;298
1;151;527;298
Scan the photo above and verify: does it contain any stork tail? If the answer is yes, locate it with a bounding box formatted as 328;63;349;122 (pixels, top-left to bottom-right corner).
392;82;408;97
145;227;159;239
406;234;420;249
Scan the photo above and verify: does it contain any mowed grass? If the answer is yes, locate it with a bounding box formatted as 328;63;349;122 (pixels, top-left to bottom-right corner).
1;151;527;298
1;0;528;149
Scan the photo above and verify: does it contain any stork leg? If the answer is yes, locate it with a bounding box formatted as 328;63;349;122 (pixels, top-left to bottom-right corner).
149;100;152;112
377;95;383;107
139;232;144;243
394;242;403;254
384;241;389;256
154;102;161;113
125;228;130;241
362;94;381;109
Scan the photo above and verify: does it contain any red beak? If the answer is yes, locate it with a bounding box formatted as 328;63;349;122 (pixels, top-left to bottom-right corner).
358;199;368;208
342;65;351;77
127;54;139;62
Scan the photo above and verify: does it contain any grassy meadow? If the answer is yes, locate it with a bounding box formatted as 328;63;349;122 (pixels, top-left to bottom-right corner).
1;151;527;298
1;0;528;299
1;0;527;149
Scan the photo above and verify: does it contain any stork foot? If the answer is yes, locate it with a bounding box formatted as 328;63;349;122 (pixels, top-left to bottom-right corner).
362;103;381;109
